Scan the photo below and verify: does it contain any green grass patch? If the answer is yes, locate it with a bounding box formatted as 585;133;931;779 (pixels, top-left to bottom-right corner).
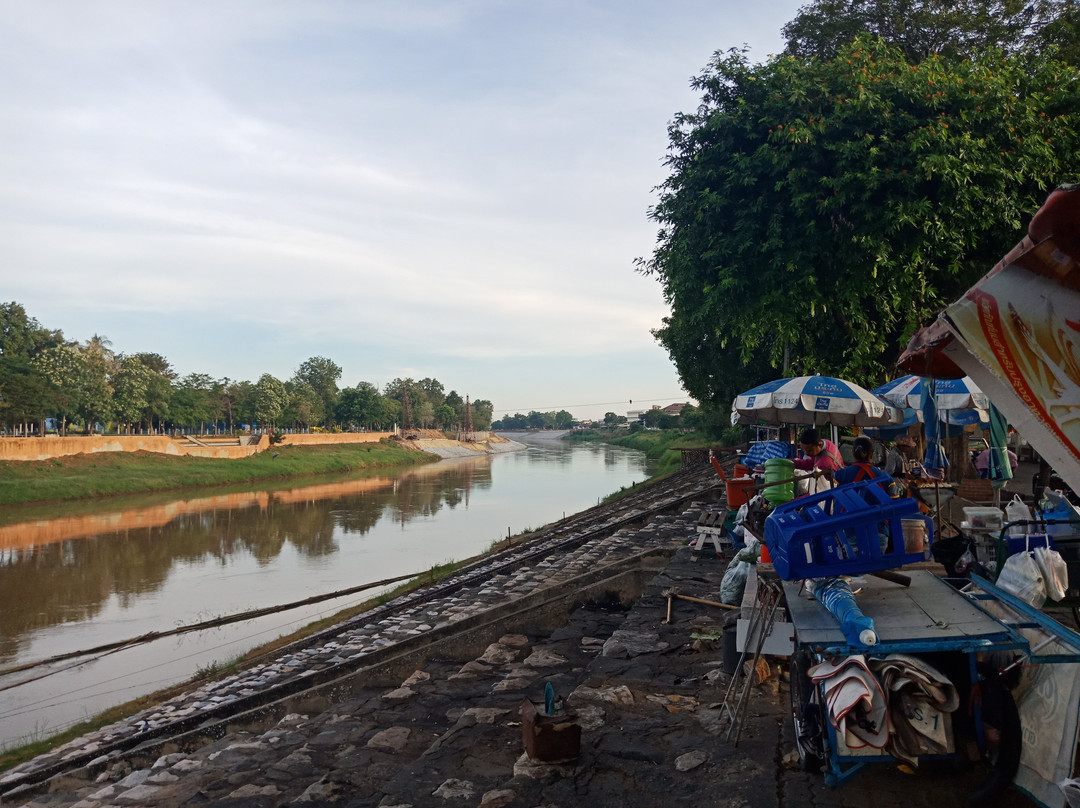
0;440;434;507
572;428;711;474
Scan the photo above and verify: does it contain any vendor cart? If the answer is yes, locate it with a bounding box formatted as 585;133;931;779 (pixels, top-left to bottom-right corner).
783;569;1080;802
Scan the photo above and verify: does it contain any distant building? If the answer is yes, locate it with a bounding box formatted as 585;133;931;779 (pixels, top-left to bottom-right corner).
626;410;645;422
662;402;689;416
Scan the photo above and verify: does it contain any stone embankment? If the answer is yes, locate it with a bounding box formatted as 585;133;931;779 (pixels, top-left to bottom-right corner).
4;460;1032;808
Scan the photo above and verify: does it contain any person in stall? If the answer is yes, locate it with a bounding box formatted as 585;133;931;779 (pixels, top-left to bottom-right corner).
834;436;896;490
884;436;915;477
792;427;845;481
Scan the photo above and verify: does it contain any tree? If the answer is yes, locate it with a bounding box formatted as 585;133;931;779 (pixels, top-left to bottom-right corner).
112;356;155;434
128;353;174;433
35;344;88;435
0;302;61;434
419;378;445;410
170;373;219;434
642;37;1080;406
782;0;1080;61
254;374;288;431
436;403;456;430
471;399;494;431
445;390;464;422
283;381;323;430
293;356;342;428
337;381;390;430
79;334;115;433
553;409;575;429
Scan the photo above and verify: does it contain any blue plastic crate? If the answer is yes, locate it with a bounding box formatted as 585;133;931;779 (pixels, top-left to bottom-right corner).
764;479;930;580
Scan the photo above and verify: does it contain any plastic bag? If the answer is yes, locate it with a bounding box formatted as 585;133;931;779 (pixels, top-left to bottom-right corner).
720;558;750;605
1005;494;1032;538
954;548;976;575
1034;544;1069;601
995;550;1047;608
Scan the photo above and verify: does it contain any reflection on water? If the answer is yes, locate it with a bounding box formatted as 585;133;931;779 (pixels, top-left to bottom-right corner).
0;436;653;748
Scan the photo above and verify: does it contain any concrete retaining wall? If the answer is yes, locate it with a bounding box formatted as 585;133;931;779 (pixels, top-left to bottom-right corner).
0;434;271;462
278;432;392;447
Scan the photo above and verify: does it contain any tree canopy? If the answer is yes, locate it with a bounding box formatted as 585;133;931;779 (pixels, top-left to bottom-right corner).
0;301;495;437
783;0;1080;61
642;35;1080;406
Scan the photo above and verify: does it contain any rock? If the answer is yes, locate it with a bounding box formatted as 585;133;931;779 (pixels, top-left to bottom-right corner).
602;630;668;658
463;707;509;724
432;778;475;799
146;771;180;784
114;784;163;803
296;777;344;802
675;750;708;772
512;752;577;783
382;686;415;701
492;677;531;692
228;784;282;798
401;670;430;687
498;634;529;647
367;727;410;753
571;685;635;706
572;703;606;731
479;788;517;808
521;648;568;667
116;769;151;788
480;643;520;665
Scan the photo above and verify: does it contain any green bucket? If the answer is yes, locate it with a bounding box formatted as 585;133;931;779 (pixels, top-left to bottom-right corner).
763;458;795;506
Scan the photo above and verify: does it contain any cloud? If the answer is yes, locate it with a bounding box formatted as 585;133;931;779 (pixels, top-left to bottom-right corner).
0;0;800;414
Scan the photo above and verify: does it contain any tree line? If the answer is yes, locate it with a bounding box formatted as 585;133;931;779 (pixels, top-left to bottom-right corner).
642;0;1080;420
0;302;493;437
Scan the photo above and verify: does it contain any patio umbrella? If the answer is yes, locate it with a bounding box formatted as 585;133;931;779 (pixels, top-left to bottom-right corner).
873;375;989;412
732;376;903;428
919;378;948;471
986;403;1013;490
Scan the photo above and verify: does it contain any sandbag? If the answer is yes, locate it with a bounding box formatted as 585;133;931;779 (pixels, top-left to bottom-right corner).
720;558;750;605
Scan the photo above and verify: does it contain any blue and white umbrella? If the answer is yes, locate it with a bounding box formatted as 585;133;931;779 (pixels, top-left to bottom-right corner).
732;376;904;428
873;375;989;412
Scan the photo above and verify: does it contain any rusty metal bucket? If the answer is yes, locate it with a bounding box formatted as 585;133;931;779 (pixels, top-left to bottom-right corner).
521;698;581;763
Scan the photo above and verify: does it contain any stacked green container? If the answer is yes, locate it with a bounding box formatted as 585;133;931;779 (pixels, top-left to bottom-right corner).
763;458;795;506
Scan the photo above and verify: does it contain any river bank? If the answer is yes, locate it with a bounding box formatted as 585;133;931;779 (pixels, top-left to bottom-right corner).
0;433;533;508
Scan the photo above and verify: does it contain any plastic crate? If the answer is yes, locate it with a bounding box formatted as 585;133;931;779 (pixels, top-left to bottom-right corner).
962;506;1004;531
763;479;930;580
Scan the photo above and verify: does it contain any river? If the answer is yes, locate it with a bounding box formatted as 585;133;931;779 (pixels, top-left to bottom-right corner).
0;433;655;750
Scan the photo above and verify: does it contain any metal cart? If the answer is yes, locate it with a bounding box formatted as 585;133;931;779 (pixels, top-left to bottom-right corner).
784;570;1080;789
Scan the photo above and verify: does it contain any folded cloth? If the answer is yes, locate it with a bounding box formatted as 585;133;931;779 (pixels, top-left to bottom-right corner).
867;654;959;765
809;654;889;749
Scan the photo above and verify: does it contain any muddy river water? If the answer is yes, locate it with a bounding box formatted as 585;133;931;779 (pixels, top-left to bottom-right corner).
0;433;655;750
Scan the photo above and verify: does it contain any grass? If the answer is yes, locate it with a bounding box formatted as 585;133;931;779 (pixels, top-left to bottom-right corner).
0;440;434;507
571;428;712;474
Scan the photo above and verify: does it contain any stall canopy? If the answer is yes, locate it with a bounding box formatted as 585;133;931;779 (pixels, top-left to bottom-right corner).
898;184;1080;492
732;375;903;428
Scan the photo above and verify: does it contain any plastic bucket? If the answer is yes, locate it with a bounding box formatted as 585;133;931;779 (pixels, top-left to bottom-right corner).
901;518;926;554
726;477;754;509
734;463;750;478
763;458;795;506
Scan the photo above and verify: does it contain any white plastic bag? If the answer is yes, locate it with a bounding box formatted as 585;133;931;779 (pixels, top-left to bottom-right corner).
1034;544;1069;601
1005;494;1032;538
996;549;1047;608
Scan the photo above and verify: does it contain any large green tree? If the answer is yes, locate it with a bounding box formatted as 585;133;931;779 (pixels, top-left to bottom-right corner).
254;374;288;431
783;0;1080;61
293;356;341;428
642;36;1080;406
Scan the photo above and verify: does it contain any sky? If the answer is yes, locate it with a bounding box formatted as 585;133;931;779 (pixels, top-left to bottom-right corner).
1;0;804;421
